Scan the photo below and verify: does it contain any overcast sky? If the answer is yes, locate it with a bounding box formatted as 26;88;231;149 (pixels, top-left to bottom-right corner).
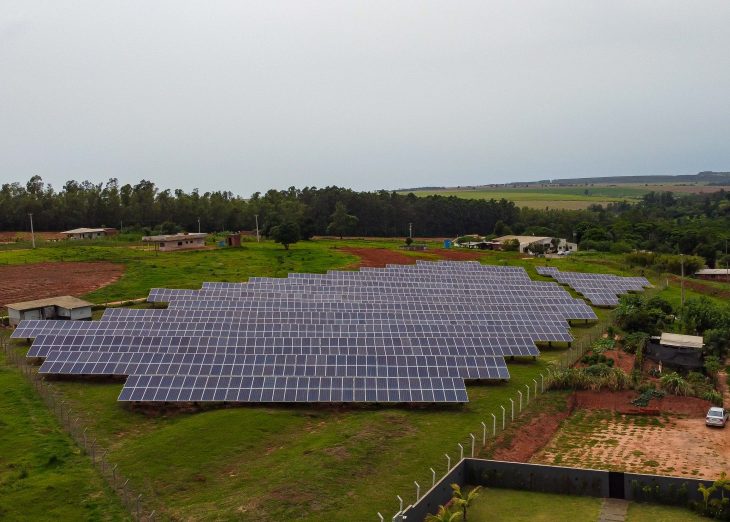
2;1;729;196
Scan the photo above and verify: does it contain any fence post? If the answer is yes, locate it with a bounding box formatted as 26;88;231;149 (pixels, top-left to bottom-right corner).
136;494;142;521
491;413;496;436
430;467;436;487
470;433;475;457
445;454;451;472
458;443;464;461
518;390;523;412
481;421;487;446
509;398;514;420
414;482;420;502
525;384;530;403
540;373;544;393
534;378;538;397
501;405;505;430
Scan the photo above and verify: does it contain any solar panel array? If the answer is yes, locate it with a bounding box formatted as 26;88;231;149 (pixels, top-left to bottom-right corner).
15;260;596;404
535;266;651;306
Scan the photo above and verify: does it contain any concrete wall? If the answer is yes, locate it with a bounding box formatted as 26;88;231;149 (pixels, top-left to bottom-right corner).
402;459;719;521
158;238;206;251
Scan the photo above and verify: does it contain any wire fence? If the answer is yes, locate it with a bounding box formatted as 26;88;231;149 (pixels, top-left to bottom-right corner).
1;337;158;521
381;316;614;522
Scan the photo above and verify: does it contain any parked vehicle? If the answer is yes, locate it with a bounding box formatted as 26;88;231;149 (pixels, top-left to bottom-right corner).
706;407;729;427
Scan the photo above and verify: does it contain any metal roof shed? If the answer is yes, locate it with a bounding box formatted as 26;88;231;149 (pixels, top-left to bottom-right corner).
5;296;93;326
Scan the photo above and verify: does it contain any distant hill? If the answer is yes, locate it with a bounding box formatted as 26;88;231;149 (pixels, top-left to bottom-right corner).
399;171;730;191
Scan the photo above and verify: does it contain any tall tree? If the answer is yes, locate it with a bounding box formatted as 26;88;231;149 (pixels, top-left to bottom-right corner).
326;201;358;239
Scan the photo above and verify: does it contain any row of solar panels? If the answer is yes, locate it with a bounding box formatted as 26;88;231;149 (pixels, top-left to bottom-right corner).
18;261;596;404
535;266;651;306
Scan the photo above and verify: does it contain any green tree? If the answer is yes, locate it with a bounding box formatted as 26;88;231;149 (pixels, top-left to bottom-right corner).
326;201;358;239
450;484;482;522
425;505;462;522
502;238;520;252
270;221;300;250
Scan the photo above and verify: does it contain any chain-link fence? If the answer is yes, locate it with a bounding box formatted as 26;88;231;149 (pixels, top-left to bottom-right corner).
1;337;158;521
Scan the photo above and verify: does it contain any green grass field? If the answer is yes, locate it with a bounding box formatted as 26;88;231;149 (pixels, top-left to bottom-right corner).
0;240;710;520
0;349;128;521
468;488;602;521
398;186;652;209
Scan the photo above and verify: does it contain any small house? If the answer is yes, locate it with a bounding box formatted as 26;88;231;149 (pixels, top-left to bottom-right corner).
645;332;704;372
695;268;730;282
142;232;207;252
493;235;578;254
6;296;92;326
61;227;118;240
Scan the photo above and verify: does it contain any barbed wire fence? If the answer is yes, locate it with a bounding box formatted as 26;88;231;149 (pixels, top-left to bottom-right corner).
1;337;158;521
381;315;614;521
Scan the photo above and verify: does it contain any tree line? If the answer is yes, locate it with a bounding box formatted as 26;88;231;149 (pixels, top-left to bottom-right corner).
3;176;730;266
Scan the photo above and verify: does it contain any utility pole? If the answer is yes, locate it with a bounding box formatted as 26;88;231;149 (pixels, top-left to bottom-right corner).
408;222;413;239
197;217;201;234
254;214;260;242
29;213;36;248
680;253;685;310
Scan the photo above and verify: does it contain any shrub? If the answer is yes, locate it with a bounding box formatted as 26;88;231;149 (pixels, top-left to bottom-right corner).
660;372;692;396
623;332;650;354
592;338;615;353
702;390;723;406
581;353;614;367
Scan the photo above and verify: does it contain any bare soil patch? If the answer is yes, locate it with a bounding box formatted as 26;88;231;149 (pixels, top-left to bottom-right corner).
668;275;730;300
338;247;420;269
0;231;64;244
491;394;576;462
532;409;730;479
0;262;124;304
574;390;710;417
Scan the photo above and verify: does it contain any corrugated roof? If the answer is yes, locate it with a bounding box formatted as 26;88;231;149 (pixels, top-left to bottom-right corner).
696;268;730;275
659;332;704;349
142;233;208;242
61;228;108;234
5;296;92;311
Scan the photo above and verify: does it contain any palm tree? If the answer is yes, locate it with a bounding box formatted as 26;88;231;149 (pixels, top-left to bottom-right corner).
425;505;462;522
450;483;482;522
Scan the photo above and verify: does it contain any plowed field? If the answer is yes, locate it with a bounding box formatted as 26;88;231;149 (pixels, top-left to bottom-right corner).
1;262;124;304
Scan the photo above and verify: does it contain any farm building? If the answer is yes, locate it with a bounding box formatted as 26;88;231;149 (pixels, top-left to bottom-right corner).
695;268;730;282
494;235;577;254
142;232;207;252
60;227;118;240
5;296;92;326
645;332;704;372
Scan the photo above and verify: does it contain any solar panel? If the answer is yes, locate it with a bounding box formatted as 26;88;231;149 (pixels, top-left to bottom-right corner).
19;260;595;404
536;266;651;306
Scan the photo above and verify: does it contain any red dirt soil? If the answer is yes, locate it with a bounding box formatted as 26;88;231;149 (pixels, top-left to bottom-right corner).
0;231;64;243
574;390;710;417
339;247;487;269
492;394;577;462
0;262;124;305
339;248;420;269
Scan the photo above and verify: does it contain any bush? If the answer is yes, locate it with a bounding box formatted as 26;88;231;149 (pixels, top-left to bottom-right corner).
623;332;650;354
592;338;616;353
702;390;723;406
581;353;614;367
660;372;692;396
549;367;630;392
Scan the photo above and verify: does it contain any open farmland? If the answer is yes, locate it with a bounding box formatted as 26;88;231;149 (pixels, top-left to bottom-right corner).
0;240;716;520
399;183;728;209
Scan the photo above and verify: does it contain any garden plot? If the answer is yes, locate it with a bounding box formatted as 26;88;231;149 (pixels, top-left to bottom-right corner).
531;409;730;479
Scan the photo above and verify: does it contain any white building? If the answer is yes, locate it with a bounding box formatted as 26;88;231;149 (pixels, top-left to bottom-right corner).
61;227;118;240
142;233;208;252
6;296;92;326
494;235;577;254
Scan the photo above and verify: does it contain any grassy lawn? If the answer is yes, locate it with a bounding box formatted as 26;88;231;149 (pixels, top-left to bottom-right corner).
0;348;128;521
626;502;706;521
467;488;602;521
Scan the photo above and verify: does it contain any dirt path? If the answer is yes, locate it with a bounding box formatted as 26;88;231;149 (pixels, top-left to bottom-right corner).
0;262;124;304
